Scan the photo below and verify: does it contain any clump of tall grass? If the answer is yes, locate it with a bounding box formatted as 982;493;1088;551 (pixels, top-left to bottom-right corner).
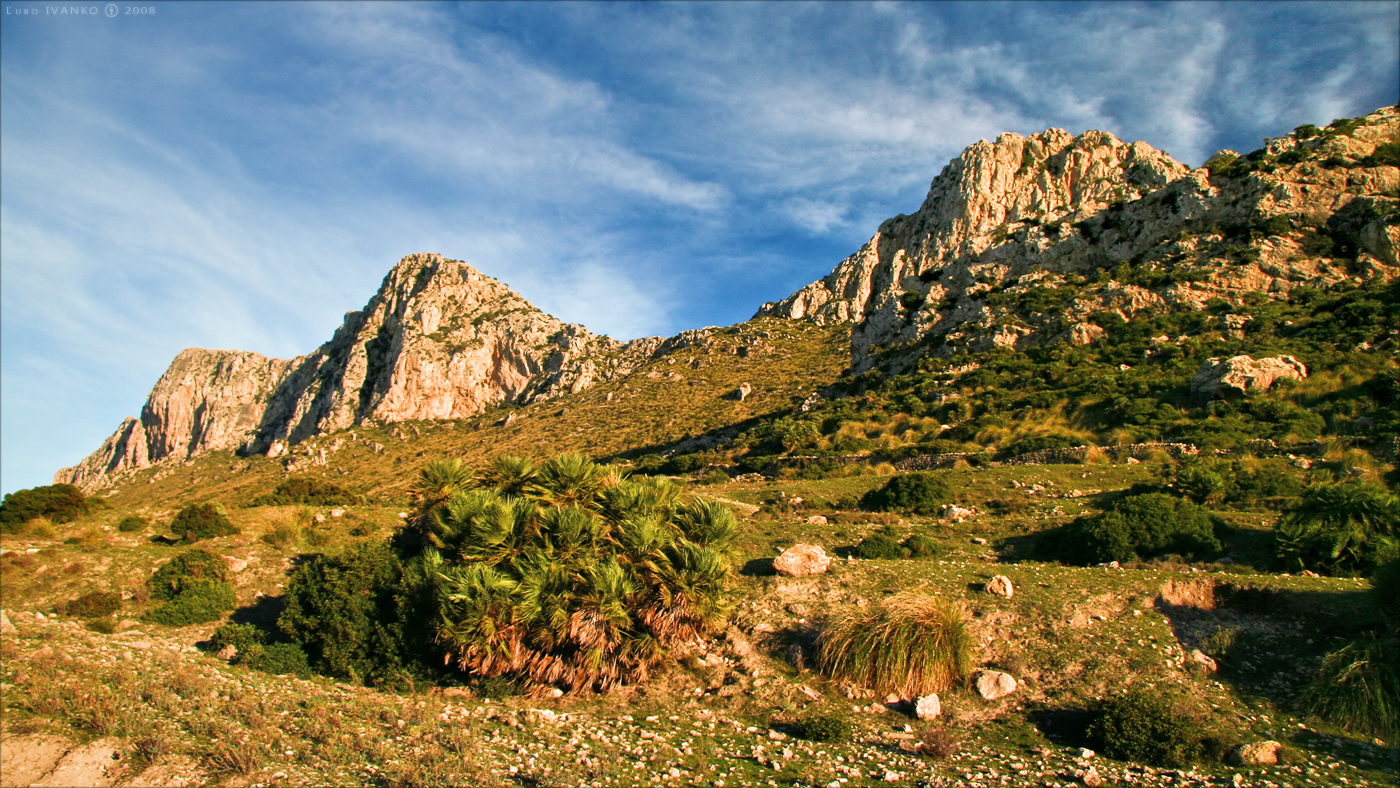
1298;633;1399;740
817;593;973;698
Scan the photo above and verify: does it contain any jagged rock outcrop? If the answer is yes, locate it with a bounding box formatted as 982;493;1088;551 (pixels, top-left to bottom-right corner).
760;106;1399;371
58;254;656;490
1190;355;1308;400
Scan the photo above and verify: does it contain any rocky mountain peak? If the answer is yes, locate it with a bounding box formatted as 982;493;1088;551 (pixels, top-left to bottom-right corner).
760;107;1398;371
56;253;628;490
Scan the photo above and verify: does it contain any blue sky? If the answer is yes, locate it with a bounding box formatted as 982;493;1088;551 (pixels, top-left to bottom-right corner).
2;1;1396;496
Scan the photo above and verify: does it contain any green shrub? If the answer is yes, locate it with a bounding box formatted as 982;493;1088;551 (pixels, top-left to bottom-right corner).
209;622;268;653
795;714;852;742
1046;493;1222;565
148;549;230;601
1088;691;1203;767
169;503;238;543
1361;140;1400;168
0;484;90;532
58;591;120;618
243;642;313;678
903;532;943;559
817;593;973;698
145;549;236;627
279;540;422;686
248;477;361;507
116;515;148;533
850;531;907;560
143;579;235;627
1276;482;1400;575
1298;633;1400;740
860;472;952;515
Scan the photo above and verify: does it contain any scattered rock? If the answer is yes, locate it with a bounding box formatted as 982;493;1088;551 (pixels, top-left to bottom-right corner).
974;670;1018;700
1190;649;1218;671
221;555;248;573
805;515;828;525
1081;767;1104;787
0;610;16;635
330;509;345;518
941;504;976;522
786;603;809;617
216;644;238;661
986;575;1014;598
914;693;941;720
971;537;988;545
1228;740;1282;765
1076;747;1096;759
773;544;830;577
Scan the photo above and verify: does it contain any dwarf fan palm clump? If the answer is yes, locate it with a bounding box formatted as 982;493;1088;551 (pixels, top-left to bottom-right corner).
817;593;973;698
413;453;737;692
1276;481;1399;575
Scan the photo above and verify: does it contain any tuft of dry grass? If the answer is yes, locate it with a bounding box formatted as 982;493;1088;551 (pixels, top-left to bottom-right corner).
817;593;974;699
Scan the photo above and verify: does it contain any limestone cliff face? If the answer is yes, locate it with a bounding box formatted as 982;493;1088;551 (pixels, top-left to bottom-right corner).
760;106;1399;371
57;254;643;490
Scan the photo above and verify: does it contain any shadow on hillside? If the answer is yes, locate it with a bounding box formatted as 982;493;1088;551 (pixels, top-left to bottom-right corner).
1027;707;1093;749
228;593;287;629
1155;580;1382;709
599;411;783;465
740;558;775;576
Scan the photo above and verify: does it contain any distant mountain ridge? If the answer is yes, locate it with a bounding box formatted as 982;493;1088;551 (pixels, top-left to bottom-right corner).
57;107;1399;491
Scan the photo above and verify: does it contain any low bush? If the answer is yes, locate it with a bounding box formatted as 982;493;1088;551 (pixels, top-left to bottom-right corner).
817;593;973;698
243;642;313;678
209;622;267;653
143;579;235;627
279;540;423;686
58;591;121;618
911;727;960;759
209;622;312;677
903;532;942;559
794;714;852;742
116;515;148;533
145;549;236;627
0;484;90;532
248;477;361;507
170;503;238;543
1298;633;1399;740
1087;691;1203;767
148;549;230;601
860;472;952;515
1043;493;1223;565
850;531;906;560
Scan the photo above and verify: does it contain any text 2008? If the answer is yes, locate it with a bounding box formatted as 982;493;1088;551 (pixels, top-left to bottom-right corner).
125;6;156;14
